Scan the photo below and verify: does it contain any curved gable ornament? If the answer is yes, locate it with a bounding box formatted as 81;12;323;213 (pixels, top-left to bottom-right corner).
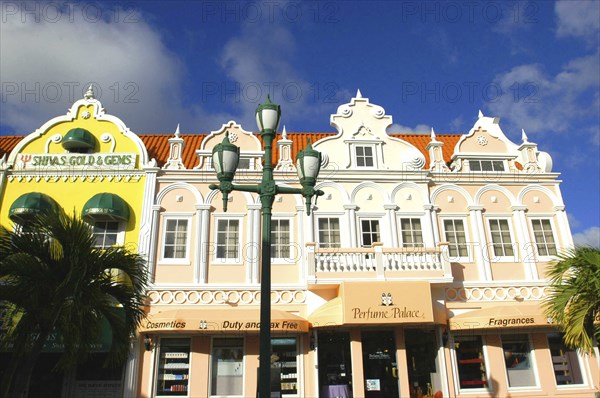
315;92;426;171
7;87;150;167
452;111;519;160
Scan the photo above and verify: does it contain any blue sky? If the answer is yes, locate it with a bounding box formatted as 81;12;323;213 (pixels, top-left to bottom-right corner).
1;0;599;246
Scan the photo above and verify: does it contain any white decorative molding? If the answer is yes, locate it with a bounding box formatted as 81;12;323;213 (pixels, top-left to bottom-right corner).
7;172;143;183
445;285;550;302
45;134;63;153
146;289;307;305
100;133;116;153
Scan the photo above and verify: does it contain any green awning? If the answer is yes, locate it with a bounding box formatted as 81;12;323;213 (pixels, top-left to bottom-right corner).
9;192;57;222
62;128;96;151
82;193;130;222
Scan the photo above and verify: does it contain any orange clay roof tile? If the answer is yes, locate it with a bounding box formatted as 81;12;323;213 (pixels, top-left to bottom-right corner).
0;133;461;170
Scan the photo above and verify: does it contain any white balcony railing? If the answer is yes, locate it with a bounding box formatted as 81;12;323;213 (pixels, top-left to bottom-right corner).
306;242;452;282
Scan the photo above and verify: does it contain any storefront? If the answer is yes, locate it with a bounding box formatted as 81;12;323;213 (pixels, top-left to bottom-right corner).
309;282;448;398
138;307;309;397
446;304;596;397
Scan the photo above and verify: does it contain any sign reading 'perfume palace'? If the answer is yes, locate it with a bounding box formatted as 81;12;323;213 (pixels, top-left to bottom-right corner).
343;281;434;324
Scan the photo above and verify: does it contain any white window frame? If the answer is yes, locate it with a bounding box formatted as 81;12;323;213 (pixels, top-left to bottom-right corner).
501;333;540;391
468;159;507;172
450;334;492;394
359;217;381;247
441;217;470;261
160;214;192;265
354;145;375;168
486;217;517;262
271;217;295;264
316;216;343;249
398;216;425;248
529;218;559;259
90;220;125;248
209;336;246;398
213;216;243;264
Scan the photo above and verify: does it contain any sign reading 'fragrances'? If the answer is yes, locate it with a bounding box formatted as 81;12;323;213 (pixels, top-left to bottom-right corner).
342;281;434;324
18;153;137;170
488;317;535;327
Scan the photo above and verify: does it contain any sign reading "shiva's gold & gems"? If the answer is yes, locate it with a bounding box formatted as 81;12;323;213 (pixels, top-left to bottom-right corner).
18;153;137;170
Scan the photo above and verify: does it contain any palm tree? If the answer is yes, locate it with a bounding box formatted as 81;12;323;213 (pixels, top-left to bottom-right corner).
544;246;600;354
0;210;148;398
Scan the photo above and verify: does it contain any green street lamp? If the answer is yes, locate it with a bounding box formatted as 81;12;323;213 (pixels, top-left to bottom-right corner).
210;96;324;398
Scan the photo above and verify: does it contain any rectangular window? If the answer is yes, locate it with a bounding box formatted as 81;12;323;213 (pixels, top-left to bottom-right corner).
317;217;341;248
470;160;505;171
489;219;514;258
547;333;584;385
211;338;244;396
163;219;189;259
92;221;120;248
360;219;380;247
400;218;424;248
531;219;557;256
355;146;374;167
502;334;536;388
271;219;291;259
216;219;240;260
454;335;488;389
155;338;190;396
443;219;468;257
271;337;298;395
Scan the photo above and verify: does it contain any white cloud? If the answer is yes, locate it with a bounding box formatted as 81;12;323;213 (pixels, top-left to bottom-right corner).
572;226;600;248
218;13;351;131
555;0;600;39
567;213;581;229
487;50;600;136
387;123;431;135
0;4;232;135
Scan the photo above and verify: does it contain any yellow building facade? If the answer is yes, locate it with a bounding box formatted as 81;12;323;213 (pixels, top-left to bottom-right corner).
0;87;156;398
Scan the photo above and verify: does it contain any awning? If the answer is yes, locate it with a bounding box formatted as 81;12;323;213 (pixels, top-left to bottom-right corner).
82;193;130;221
62;128;96;151
9;192;57;222
449;304;552;330
308;297;344;327
308;281;440;327
140;308;309;333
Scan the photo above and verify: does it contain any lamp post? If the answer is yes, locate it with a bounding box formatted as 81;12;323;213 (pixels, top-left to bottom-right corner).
210;96;324;398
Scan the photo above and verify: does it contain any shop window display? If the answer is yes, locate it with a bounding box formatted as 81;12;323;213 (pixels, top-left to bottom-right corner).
271;337;299;395
502;334;536;388
453;335;488;389
156;338;191;396
210;338;244;396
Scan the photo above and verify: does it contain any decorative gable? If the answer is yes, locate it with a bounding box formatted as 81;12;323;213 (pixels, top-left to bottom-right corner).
450;110;553;174
313;90;426;171
194;121;263;171
6;85;151;172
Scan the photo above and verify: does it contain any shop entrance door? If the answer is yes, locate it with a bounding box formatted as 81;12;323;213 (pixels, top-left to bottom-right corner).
405;329;440;398
361;330;399;398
